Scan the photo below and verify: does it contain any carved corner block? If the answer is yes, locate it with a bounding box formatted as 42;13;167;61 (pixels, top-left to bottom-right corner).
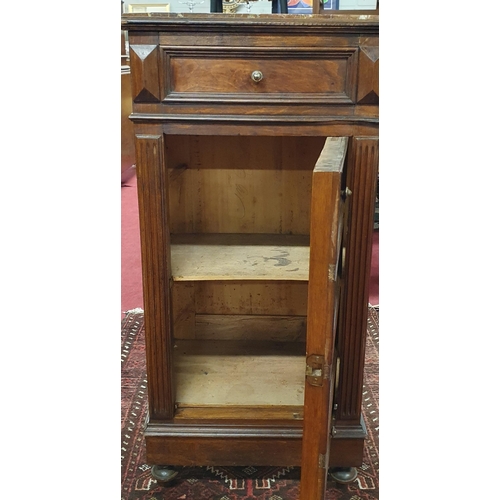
129;44;161;103
357;46;379;105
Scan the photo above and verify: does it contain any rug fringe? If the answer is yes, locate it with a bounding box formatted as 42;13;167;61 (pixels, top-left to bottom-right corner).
124;307;144;314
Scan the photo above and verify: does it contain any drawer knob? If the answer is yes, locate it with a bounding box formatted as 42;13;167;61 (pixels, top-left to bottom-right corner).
251;70;263;83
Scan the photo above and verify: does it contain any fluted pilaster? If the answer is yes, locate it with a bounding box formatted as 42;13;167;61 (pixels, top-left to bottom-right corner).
135;132;175;420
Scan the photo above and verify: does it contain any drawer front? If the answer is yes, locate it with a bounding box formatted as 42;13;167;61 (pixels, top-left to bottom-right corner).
162;47;358;105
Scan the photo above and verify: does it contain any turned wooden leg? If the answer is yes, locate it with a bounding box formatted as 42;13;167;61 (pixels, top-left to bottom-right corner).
151;465;178;484
330;466;358;484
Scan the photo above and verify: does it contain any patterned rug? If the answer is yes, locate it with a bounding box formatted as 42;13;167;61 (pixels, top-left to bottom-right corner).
121;307;379;500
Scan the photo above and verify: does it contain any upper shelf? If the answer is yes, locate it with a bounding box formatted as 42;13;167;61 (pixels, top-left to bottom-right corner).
170;233;310;281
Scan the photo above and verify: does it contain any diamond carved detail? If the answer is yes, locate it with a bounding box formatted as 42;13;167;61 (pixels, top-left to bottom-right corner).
357;46;379;105
129;44;160;103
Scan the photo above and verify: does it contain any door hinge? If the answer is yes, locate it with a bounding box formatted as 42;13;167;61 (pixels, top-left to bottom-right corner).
341;186;352;201
306;354;328;387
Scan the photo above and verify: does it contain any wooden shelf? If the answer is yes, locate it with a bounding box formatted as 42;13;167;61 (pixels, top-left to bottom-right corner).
171;233;310;281
174;339;305;407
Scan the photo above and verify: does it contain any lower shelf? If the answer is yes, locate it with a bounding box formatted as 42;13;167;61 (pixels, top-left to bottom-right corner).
148;337;367;467
174;339;305;407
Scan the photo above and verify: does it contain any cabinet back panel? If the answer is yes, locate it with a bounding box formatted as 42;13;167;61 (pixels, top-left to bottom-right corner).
191;314;306;342
172;281;308;340
165;136;327;171
167;136;326;234
186;281;307;314
169;168;311;234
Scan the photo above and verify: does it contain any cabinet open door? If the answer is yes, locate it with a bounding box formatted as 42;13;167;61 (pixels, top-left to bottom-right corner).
300;137;348;499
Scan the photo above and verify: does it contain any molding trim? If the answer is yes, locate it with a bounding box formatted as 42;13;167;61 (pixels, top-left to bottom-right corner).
130;113;379;125
122;13;379;36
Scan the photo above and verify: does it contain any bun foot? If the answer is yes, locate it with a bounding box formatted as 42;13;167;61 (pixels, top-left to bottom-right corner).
151;465;178;484
330;466;358;484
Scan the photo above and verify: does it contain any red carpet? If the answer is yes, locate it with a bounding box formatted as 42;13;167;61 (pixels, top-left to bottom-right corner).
121;172;379;312
369;229;379;307
121;173;143;313
121;307;379;499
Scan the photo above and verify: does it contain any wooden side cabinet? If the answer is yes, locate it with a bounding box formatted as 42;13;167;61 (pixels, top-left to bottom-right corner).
122;12;379;500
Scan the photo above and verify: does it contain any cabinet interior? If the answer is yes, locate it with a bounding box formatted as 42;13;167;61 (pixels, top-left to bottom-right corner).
166;135;327;414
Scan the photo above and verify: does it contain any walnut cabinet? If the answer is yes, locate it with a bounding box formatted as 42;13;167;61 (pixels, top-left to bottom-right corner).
122;11;379;500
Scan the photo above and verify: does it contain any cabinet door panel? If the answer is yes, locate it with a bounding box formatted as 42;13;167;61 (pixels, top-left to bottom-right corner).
300;137;347;499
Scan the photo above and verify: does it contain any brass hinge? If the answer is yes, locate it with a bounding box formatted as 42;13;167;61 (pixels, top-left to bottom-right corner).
328;263;336;282
305;354;328;387
341;186;352;201
318;453;327;469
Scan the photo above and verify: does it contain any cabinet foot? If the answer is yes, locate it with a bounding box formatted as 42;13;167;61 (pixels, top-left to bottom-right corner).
330;466;358;484
151;465;178;484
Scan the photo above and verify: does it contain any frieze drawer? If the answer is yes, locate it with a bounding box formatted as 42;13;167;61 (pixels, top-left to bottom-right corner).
161;47;359;105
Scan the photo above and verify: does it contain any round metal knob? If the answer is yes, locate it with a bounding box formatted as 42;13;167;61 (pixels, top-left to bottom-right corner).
251;70;263;83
